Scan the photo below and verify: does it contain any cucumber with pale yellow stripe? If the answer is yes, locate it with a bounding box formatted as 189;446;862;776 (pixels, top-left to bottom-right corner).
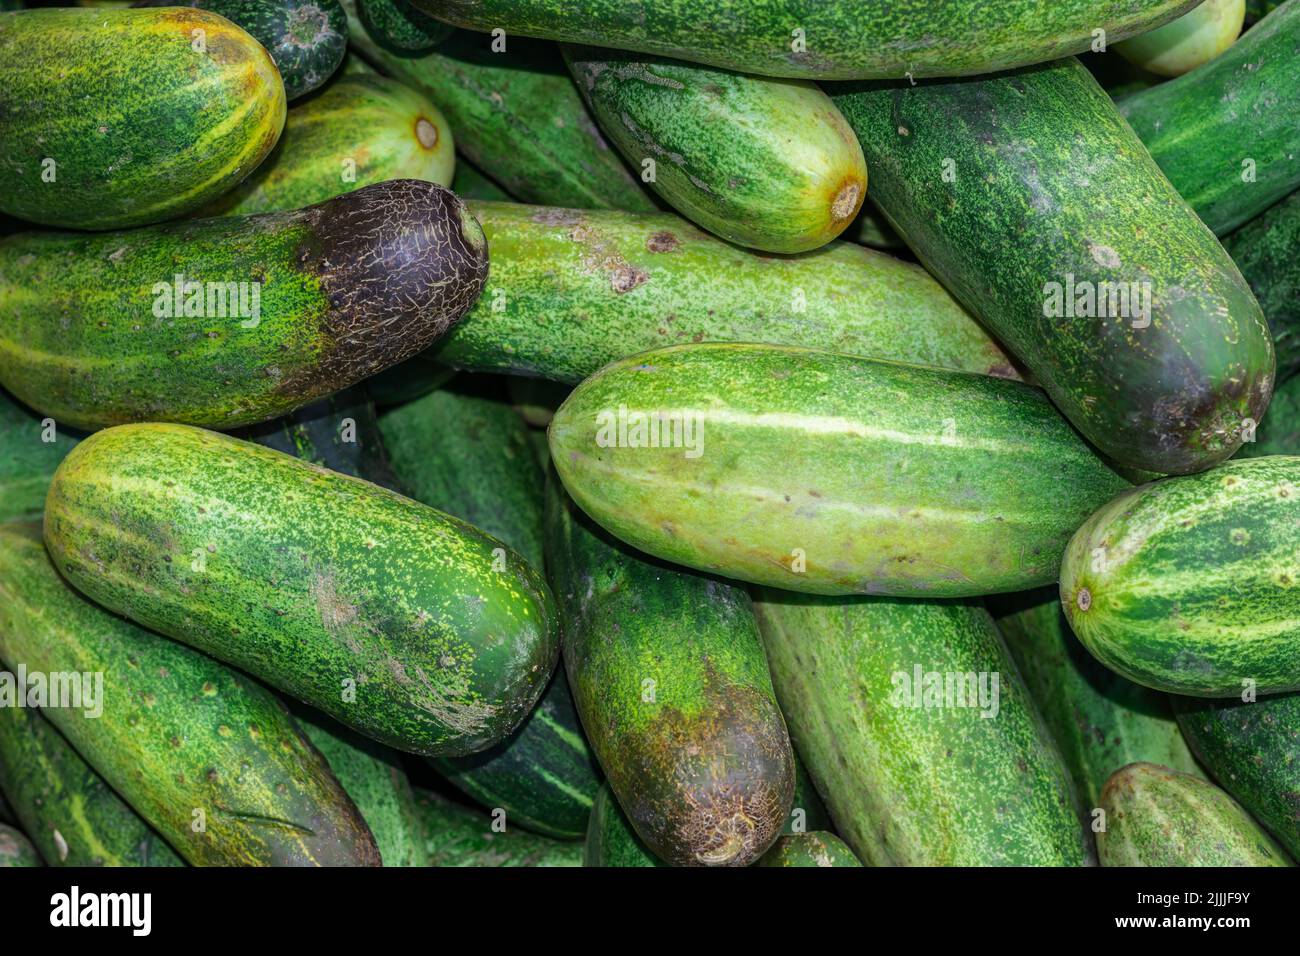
0;6;286;229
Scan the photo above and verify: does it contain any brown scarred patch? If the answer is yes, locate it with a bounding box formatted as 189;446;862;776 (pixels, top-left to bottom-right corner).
646;231;680;253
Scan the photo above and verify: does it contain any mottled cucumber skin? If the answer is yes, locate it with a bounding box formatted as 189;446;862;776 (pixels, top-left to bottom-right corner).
418;0;1198;80
757;833;862;868
1237;370;1300;458
358;0;451;53
0;180;488;431
0;823;40;866
583;783;666;867
1098;762;1292;866
43;423;560;757
754;591;1091;866
547;471;794;866
1173;692;1300;859
0;389;81;524
1225;190;1300;380
1061;457;1300;697
432;201;1018;384
416;789;582;866
549;343;1127;598
0;701;183;866
1120;0;1300;235
563;46;865;253
0;521;380;866
0;7;285;229
833;58;1274;476
1115;0;1244;77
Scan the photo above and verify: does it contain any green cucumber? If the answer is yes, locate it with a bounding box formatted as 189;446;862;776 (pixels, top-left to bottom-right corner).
1237;368;1300;457
0;823;39;866
0;7;285;230
451;159;512;202
549;343;1127;598
0;521;379;866
1224;190;1300;379
753;591;1090;866
431;201;1018;384
1119;0;1300;235
563;46;866;253
0;701;184;866
0;389;80;524
358;0;451;53
1246;0;1284;19
758;833;862;868
1115;0;1244;77
0;180;488;431
416;789;582;866
1098;762;1292;866
785;760;833;835
833;57;1273;476
418;0;1198;80
583;783;666;867
44;423;559;757
1062;456;1300;697
546;471;794;866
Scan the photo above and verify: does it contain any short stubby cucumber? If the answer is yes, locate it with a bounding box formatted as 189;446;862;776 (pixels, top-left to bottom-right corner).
583;783;666;867
549;343;1128;598
43;423;560;757
758;833;862;868
1061;456;1300;697
0;7;285;229
832;57;1274;475
0;389;80;524
1224;190;1300;380
1115;0;1244;77
0;823;39;866
0;180;488;431
416;789;582;866
563;46;866;253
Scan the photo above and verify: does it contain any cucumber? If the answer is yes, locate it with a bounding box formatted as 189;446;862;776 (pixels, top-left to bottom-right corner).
0;823;39;866
0;180;488;431
451;159;512;202
1098;762;1292;866
786;760;834;835
1115;0;1244;77
0;7;285;230
1224;190;1300;379
0;389;81;524
547;472;794;866
358;0;451;53
205;74;455;217
754;591;1091;866
847;202;903;251
1246;0;1284;18
1061;456;1300;697
757;833;862;868
0;701;184;866
563;46;866;253
549;343;1127;598
44;423;559;757
418;0;1198;80
1237;368;1300;457
833;57;1273;476
583;783;666;867
0;521;380;866
432;201;1018;384
416;790;582;866
1173;692;1300;858
992;588;1202;813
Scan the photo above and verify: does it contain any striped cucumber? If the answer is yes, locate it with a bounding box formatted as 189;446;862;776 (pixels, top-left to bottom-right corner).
758;833;862;868
0;823;39;866
1224;189;1300;379
416;790;582;866
1115;0;1244;77
0;7;285;229
44;423;559;757
1061;456;1300;697
0;180;488;431
0;389;80;524
1237;369;1300;457
833;57;1274;475
583;783;666;867
358;0;451;53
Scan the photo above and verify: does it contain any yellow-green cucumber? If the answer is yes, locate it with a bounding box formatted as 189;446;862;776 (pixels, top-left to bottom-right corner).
1116;0;1244;76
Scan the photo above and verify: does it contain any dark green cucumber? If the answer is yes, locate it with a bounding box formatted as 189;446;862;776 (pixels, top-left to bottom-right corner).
365;355;456;408
549;343;1127;598
0;701;183;866
416;789;582;866
0;388;80;524
358;0;451;52
419;0;1197;80
785;759;834;835
1224;189;1300;379
0;521;379;866
1173;692;1300;858
758;833;862;868
430;201;1019;384
753;590;1090;866
583;783;666;867
44;423;559;757
1098;762;1292;866
1237;368;1300;457
833;57;1273;475
1246;0;1284;18
0;7;285;230
563;46;866;253
0;180;488;431
546;471;794;866
451;159;512;202
0;823;39;866
1061;456;1300;697
1119;0;1300;235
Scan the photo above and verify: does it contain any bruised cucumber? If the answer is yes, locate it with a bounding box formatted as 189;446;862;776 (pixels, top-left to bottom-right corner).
0;389;80;524
758;833;862;868
0;823;39;867
416;789;582;866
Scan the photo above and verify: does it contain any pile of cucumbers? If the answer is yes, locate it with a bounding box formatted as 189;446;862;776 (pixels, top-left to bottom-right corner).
0;0;1297;869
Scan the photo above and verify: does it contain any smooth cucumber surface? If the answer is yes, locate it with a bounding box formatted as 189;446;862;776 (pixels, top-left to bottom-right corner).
1224;189;1300;380
416;790;582;866
0;823;39;866
1062;456;1300;697
1115;0;1244;77
0;7;285;229
833;57;1274;475
583;783;666;867
757;833;862;868
0;389;80;524
0;180;487;430
549;343;1128;598
1237;368;1300;457
43;423;559;757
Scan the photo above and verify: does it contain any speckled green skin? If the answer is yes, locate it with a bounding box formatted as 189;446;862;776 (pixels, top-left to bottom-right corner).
757;832;862;868
416;789;582;866
550;344;1127;597
583;783;666;867
1237;369;1300;458
419;0;1196;80
1120;0;1300;235
1225;190;1300;380
0;389;81;524
1098;762;1292;865
1173;692;1300;858
563;46;865;253
0;7;286;230
432;202;1018;385
358;0;451;53
0;700;183;866
753;591;1091;866
993;588;1202;813
43;424;559;757
1062;457;1300;697
547;471;794;866
0;180;489;430
0;823;39;866
0;521;379;866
